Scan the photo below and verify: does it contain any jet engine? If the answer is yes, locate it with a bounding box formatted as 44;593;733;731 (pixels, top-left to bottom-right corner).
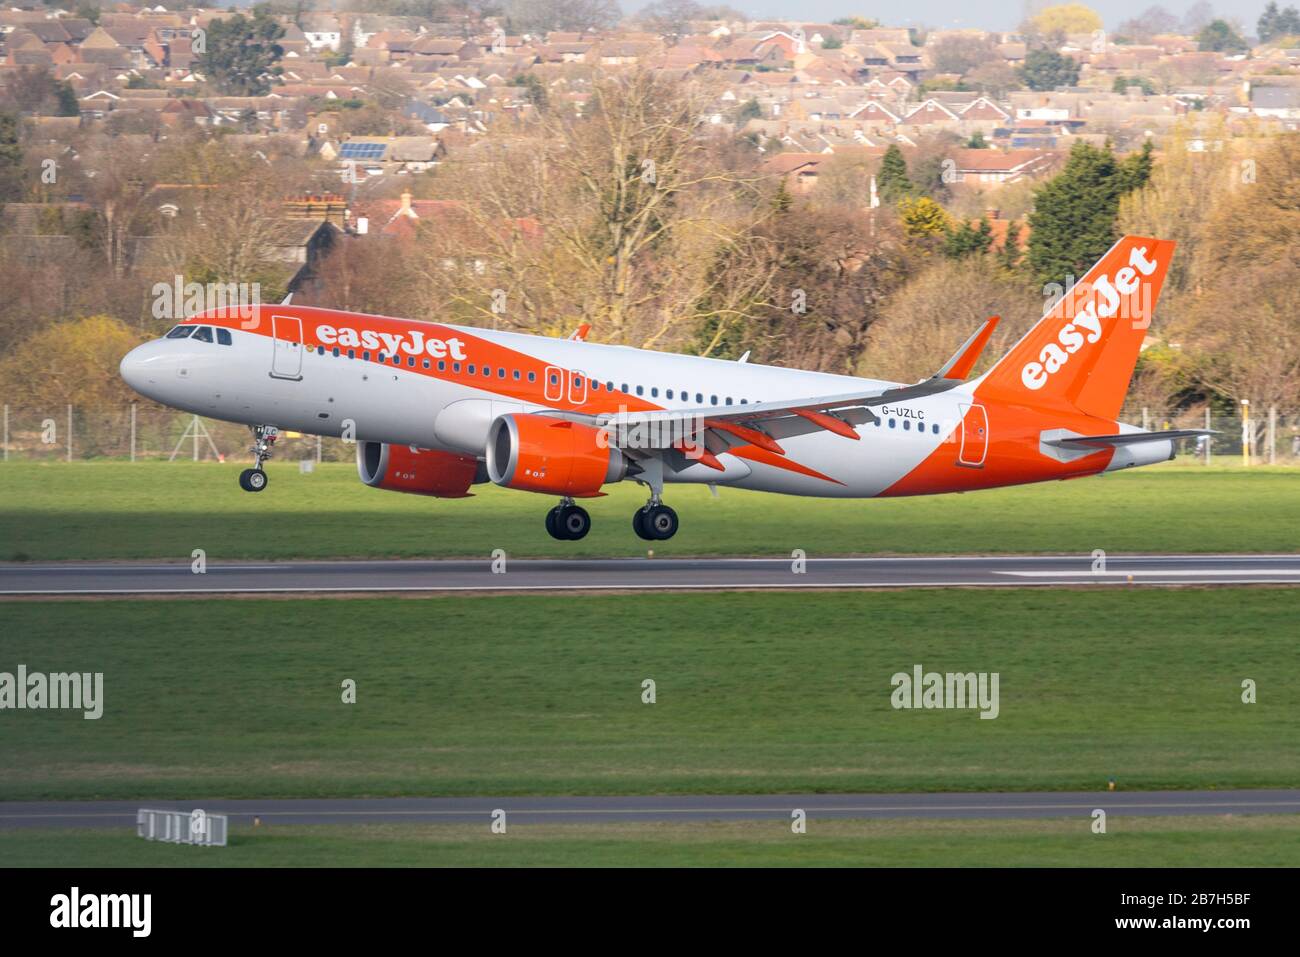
356;441;486;498
485;413;626;497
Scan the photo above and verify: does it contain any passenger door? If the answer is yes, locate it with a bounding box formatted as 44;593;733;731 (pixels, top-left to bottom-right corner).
957;402;988;468
270;315;304;380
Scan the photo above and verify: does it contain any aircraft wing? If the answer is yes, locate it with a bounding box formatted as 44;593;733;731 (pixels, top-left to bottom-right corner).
592;317;1001;464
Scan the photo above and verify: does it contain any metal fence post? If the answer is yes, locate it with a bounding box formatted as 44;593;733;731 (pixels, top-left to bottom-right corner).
1205;408;1211;465
1241;401;1251;467
66;404;72;462
1268;406;1277;465
2;404;7;462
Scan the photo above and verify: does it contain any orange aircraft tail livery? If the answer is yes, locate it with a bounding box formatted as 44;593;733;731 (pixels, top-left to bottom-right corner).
977;235;1174;421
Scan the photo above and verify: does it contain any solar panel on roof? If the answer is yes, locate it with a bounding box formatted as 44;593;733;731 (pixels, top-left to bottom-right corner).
339;142;386;159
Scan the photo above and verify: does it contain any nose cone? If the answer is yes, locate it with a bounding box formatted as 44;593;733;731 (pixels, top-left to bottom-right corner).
119;341;171;401
119;345;149;393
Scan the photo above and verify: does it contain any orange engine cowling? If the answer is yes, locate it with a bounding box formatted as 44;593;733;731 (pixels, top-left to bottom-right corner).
356;441;486;498
486;413;626;497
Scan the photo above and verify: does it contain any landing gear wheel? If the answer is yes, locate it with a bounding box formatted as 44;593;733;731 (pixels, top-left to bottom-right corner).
556;504;591;541
239;468;268;492
547;503;590;540
634;504;677;540
644;503;678;540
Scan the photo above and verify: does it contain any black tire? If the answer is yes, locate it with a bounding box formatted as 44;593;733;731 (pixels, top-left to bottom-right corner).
632;507;654;541
645;504;678;540
557;504;590;541
239;468;267;492
545;506;565;540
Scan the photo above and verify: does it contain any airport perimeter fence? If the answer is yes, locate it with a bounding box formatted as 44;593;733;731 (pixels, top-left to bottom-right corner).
1;403;1299;466
0;404;353;464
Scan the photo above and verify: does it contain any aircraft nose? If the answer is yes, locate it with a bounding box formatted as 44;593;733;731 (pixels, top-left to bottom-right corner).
119;345;149;392
119;341;171;400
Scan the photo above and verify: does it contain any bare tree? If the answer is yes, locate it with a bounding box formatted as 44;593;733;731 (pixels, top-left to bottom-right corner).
863;255;1043;384
407;69;775;349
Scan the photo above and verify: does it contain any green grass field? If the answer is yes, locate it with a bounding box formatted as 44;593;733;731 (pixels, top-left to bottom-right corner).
2;590;1296;801
5;816;1299;867
0;461;1296;560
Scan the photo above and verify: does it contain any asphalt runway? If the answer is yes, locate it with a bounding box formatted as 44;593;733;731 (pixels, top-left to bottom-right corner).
4;791;1299;829
1;554;1299;595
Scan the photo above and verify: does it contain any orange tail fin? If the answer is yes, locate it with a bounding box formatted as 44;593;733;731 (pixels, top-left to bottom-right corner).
978;236;1174;421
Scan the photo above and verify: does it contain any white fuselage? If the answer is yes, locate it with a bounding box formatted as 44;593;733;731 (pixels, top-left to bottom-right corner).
120;314;976;498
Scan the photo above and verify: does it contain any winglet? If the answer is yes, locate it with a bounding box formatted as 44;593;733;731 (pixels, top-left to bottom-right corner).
935;316;999;381
568;323;591;341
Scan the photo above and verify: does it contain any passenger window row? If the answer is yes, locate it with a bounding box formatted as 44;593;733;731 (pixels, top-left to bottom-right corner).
875;417;941;435
309;345;757;406
313;345;536;378
599;381;751;406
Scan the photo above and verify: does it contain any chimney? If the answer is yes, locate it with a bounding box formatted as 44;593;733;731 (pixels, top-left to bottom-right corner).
400;191;413;216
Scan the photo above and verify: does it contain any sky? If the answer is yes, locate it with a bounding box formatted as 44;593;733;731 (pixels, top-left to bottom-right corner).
707;1;1267;33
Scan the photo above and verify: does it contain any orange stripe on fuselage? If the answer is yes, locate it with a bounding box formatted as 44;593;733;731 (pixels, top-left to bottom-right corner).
188;305;660;417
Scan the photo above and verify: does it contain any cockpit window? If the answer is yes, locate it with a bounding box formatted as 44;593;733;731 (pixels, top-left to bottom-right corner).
191;326;214;343
216;328;232;345
165;326;193;339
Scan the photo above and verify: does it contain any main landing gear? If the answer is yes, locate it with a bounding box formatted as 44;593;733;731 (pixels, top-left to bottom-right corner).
238;425;277;493
546;499;591;540
632;496;678;541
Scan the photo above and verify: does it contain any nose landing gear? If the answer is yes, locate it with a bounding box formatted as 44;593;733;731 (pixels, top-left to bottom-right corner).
545;498;591;540
238;425;277;493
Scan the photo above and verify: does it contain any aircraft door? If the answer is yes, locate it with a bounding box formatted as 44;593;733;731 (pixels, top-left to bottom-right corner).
957;402;988;467
271;315;304;380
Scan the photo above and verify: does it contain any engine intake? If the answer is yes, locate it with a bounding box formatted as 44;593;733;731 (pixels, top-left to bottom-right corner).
486;413;626;497
357;441;486;498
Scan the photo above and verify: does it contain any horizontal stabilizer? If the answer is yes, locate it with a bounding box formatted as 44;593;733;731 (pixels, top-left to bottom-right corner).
1045;429;1215;451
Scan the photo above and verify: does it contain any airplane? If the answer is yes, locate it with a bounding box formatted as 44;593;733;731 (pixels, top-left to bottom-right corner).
119;235;1209;541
